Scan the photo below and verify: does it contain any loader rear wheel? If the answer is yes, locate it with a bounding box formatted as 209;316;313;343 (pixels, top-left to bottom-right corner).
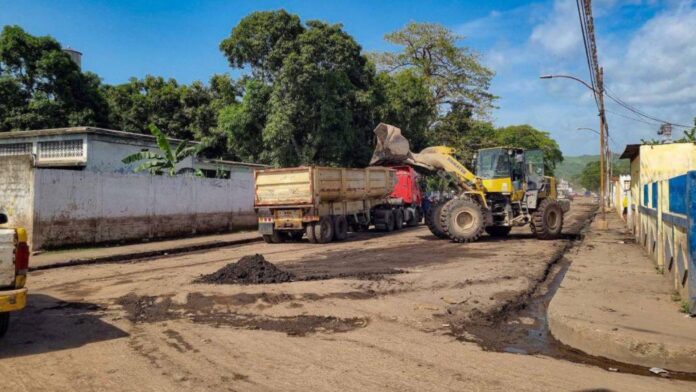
532;199;564;240
425;202;448;239
485;226;512;237
0;313;9;338
313;217;334;243
333;215;348;241
441;198;485;243
394;209;404;230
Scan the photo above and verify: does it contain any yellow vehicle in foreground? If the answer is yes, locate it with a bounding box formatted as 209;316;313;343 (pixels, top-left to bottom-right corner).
371;123;566;243
0;212;29;338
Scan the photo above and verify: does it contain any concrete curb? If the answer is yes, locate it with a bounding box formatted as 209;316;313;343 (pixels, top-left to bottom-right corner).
547;213;696;373
30;236;263;271
548;305;696;373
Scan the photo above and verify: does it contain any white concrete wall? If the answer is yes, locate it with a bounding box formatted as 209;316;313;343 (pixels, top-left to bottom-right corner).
31;169;256;249
0;156;35;235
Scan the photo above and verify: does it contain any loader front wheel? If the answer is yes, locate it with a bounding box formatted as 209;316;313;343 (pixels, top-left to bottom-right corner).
532;199;564;240
425;202;448;239
441;198;484;243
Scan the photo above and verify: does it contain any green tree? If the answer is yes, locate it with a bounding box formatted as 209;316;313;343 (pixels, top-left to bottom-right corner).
217;77;270;162
427;103;497;164
374;69;436;152
494;125;564;174
0;25;109;131
370;22;495;118
578;159;630;191
219;11;378;167
121;124;200;176
219;10;303;81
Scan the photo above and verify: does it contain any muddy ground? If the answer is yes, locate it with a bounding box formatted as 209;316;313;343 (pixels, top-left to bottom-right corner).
1;198;693;391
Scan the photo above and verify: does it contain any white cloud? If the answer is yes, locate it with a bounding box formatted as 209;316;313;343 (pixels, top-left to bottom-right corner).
529;0;582;57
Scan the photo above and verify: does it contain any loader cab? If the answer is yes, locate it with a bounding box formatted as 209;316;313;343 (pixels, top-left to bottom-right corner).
524;149;545;190
475;147;523;193
475;148;547;195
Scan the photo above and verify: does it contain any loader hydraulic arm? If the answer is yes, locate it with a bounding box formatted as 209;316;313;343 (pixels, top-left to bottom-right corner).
370;122;484;193
412;146;481;192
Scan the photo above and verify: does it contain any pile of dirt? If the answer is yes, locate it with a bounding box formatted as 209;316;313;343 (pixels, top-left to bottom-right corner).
195;254;295;285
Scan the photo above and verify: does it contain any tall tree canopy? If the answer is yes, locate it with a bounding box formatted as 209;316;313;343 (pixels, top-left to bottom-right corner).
370;22;495;118
0;25;108;131
494;125;564;174
219;12;378;166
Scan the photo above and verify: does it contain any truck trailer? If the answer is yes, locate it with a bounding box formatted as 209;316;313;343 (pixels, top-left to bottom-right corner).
254;165;422;243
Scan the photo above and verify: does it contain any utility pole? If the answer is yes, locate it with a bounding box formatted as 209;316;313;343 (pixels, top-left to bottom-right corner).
582;0;608;228
597;67;608;227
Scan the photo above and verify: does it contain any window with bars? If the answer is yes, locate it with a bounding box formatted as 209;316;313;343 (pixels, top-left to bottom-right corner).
0;143;32;156
38;139;84;159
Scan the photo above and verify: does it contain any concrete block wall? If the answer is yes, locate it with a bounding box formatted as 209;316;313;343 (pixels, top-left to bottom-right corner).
0;156;256;250
637;172;694;313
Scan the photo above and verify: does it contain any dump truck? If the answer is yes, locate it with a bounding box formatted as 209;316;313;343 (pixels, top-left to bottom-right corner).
254;165;421;243
0;212;30;338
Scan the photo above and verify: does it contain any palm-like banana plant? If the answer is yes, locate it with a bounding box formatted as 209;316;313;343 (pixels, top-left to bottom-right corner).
122;124;202;176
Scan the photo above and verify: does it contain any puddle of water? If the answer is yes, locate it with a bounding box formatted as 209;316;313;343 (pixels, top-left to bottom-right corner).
470;255;696;382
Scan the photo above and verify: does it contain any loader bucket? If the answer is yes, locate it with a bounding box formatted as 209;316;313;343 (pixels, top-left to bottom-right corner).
369;123;414;166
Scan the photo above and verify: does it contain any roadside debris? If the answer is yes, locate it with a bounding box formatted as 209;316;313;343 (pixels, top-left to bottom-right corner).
194;254;295;285
649;367;669;377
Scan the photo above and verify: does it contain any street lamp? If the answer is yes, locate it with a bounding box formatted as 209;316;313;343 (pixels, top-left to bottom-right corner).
576;127;600;135
541;73;609;228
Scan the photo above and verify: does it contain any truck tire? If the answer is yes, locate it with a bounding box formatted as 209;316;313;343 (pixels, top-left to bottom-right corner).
394;209;404;230
287;231;304;241
306;223;318;243
313;216;334;243
532;199;564;240
425;202;448;239
333;215;348;241
262;230;285;244
0;313;9;338
485;226;512;237
407;208;421;227
441;198;485;243
383;211;395;232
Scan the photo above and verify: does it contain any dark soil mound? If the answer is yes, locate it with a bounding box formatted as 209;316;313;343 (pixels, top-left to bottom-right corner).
195;254;295;285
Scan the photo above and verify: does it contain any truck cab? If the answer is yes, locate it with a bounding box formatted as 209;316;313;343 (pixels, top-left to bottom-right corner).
0;212;29;338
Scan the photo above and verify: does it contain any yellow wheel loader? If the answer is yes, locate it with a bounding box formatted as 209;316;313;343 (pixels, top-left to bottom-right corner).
371;123;566;243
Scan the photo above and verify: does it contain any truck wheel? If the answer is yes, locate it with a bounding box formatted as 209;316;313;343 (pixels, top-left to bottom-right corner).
333;215;348;241
0;313;9;338
383;211;395;232
313;217;335;243
262;230;285;244
287;231;304;241
394;209;404;230
407;208;421;227
425;202;448;239
532;199;564;240
485;226;512;237
441;198;484;243
306;223;318;243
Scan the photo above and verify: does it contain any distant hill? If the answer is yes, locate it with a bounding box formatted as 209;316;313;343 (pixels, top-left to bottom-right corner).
554;153;627;184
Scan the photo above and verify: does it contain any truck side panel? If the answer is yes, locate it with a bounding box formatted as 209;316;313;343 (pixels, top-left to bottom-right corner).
0;230;15;288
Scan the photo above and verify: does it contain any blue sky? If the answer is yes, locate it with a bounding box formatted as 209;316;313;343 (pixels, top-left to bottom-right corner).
2;0;695;156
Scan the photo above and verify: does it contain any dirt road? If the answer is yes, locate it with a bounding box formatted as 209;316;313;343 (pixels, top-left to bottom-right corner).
1;200;692;391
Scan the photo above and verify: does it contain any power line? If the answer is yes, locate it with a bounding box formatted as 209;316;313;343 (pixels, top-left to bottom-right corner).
605;108;662;127
575;0;600;110
604;87;692;129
